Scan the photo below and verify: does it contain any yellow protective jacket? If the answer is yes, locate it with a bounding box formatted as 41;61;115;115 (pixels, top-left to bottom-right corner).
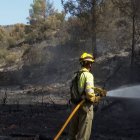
78;67;96;103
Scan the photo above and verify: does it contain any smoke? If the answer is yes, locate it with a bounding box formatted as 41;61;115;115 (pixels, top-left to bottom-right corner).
107;85;140;98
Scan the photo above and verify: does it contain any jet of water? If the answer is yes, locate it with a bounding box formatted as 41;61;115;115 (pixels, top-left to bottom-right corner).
107;85;140;98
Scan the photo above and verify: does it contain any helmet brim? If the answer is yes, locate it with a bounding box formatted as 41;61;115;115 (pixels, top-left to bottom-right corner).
79;59;94;63
83;58;94;63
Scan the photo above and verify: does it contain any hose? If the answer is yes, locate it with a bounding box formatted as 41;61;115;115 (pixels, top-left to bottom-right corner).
54;100;85;140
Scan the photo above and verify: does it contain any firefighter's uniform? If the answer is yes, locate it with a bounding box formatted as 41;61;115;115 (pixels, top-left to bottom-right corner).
69;54;97;140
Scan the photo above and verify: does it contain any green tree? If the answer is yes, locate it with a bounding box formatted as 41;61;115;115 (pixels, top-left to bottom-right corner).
61;0;105;56
112;0;140;65
28;0;56;24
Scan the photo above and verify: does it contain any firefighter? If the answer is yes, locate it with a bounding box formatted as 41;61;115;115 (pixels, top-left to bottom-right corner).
68;52;101;140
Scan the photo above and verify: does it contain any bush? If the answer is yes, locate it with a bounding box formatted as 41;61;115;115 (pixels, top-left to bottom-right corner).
7;37;16;48
0;48;8;59
5;52;20;65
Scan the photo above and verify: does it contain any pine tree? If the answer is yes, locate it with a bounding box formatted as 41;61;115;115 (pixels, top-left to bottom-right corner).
28;0;55;24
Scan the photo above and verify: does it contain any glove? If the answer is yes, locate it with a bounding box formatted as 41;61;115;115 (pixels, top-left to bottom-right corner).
86;92;96;103
94;96;101;103
94;87;107;97
100;89;107;97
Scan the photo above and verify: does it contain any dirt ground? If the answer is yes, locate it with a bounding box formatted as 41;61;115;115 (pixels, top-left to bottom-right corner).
0;87;140;140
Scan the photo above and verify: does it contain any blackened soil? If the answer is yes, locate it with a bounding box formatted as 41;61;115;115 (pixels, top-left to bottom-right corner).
92;97;140;140
0;97;140;140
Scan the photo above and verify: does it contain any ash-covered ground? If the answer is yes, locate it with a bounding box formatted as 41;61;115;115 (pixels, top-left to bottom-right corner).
0;85;140;140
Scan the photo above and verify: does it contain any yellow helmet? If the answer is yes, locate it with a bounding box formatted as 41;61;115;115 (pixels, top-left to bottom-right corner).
79;52;95;63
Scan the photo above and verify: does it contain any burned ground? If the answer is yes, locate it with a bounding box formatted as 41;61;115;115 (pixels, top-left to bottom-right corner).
0;86;140;140
0;48;140;140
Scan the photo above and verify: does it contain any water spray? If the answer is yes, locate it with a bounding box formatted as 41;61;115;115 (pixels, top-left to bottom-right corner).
108;85;140;99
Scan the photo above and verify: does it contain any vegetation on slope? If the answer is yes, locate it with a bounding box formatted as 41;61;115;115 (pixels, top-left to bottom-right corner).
0;0;139;87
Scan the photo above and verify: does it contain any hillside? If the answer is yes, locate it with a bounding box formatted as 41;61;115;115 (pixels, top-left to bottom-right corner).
0;0;140;139
0;41;140;90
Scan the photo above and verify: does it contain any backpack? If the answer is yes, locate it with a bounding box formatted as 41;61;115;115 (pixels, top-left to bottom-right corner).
70;71;85;104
